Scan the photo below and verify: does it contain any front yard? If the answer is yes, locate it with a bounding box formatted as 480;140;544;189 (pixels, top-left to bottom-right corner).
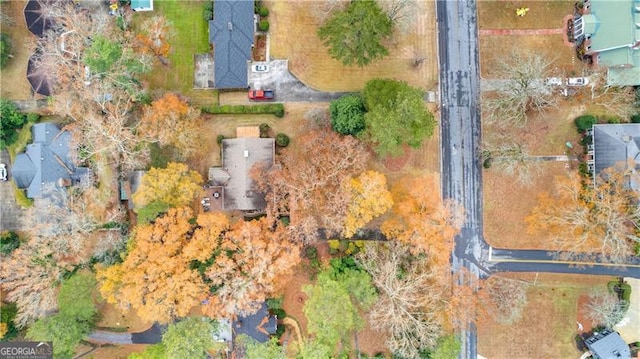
477;273;613;359
264;0;438;92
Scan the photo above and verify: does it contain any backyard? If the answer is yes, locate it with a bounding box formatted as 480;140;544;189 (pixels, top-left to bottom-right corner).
131;0;218;106
477;273;613;359
264;0;438;92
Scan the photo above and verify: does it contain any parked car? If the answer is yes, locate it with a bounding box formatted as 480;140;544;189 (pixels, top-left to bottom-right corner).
567;77;589;86
0;163;7;181
251;64;269;73
545;77;563;86
248;89;275;100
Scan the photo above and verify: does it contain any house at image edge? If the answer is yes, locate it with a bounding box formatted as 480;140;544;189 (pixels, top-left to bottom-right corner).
208;0;255;89
11;123;90;199
584;329;631;359
572;0;640;86
588;124;640;189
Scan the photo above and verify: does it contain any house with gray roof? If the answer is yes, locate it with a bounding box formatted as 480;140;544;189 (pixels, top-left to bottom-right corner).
573;0;640;86
208;137;274;211
590;124;640;189
584;329;631;359
233;302;277;343
208;0;255;89
11;123;90;198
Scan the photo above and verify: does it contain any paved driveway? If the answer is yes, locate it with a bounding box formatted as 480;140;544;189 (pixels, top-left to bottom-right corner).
614;277;640;343
248;60;347;102
0;150;24;232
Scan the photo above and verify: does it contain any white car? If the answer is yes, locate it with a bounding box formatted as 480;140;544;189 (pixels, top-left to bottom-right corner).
567;77;589;86
545;77;563;86
0;163;7;181
251;64;269;73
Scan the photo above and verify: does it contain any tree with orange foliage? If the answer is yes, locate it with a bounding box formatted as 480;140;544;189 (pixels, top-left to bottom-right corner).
139;93;205;160
132;162;204;210
96;208;229;323
526;168;640;264
136;16;174;61
255;130;370;241
202;217;301;318
381;173;463;271
342;170;393;238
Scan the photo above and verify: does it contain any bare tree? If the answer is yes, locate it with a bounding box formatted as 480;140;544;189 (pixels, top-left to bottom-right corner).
484;140;542;186
312;0;347;22
588;69;637;120
585;289;627;328
357;242;444;358
378;0;417;32
483;51;558;127
479;276;529;325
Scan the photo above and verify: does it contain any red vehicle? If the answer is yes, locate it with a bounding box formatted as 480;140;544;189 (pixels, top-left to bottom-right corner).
248;89;275;100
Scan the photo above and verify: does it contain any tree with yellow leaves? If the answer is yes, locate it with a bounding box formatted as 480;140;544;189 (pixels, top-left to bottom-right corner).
381;173;463;272
97;208;229;323
132;162;204;210
138;93;205;160
526;168;640;264
202;218;301;318
342;170;393;238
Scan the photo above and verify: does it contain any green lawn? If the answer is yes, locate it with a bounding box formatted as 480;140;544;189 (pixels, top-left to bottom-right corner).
133;0;218;104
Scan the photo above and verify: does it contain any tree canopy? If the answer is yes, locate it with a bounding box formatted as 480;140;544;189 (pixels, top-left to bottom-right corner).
342;170;393;238
97;208;228;323
84;36;123;74
162;317;219;359
362;79;436;157
303;259;377;355
317;0;392;67
132;162;204;210
329;94;366;136
0;33;11;69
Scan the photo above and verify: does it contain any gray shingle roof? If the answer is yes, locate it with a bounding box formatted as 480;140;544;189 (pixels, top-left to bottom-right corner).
209;0;254;89
593;124;640;188
584;329;631;359
219;138;274;211
10;123;89;198
233;302;277;343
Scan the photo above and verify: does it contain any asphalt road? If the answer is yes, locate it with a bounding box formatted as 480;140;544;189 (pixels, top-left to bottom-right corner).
435;0;483;358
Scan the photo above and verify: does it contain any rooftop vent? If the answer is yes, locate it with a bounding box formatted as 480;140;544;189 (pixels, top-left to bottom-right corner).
227;22;233;31
244;149;249;158
623;135;632;142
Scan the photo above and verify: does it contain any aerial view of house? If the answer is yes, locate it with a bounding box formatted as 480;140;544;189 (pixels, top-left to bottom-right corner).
0;0;639;358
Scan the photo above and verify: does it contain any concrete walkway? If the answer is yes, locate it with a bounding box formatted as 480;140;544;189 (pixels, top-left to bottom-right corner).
479;28;564;36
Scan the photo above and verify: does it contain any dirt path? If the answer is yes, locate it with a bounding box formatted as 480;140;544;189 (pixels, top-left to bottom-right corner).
282;317;304;353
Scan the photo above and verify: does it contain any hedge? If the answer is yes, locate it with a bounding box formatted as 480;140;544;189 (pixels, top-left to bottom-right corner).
202;103;284;118
574;114;597;133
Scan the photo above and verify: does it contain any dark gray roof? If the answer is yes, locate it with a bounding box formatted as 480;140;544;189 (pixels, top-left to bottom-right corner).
584;329;631;359
220;138;274;211
209;0;254;89
10;123;89;198
593;124;640;188
233;302;277;343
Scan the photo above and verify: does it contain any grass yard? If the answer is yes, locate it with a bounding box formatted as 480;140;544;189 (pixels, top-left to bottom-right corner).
132;0;218;105
478;1;574;30
477;273;613;359
479;35;578;78
0;0;37;100
264;0;438;92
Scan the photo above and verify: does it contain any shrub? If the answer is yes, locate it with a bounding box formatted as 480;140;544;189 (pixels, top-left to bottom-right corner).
574;114;597;133
258;6;269;17
0;99;27;149
0;302;19;341
279;216;290;226
0;231;20;255
0;33;11;69
258;19;269;32
329;94;366;136
216;134;225;145
203;1;214;20
631;114;640;123
275;133;290;147
607;116;621;124
259;123;270;138
202;103;285;117
304;246;318;260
